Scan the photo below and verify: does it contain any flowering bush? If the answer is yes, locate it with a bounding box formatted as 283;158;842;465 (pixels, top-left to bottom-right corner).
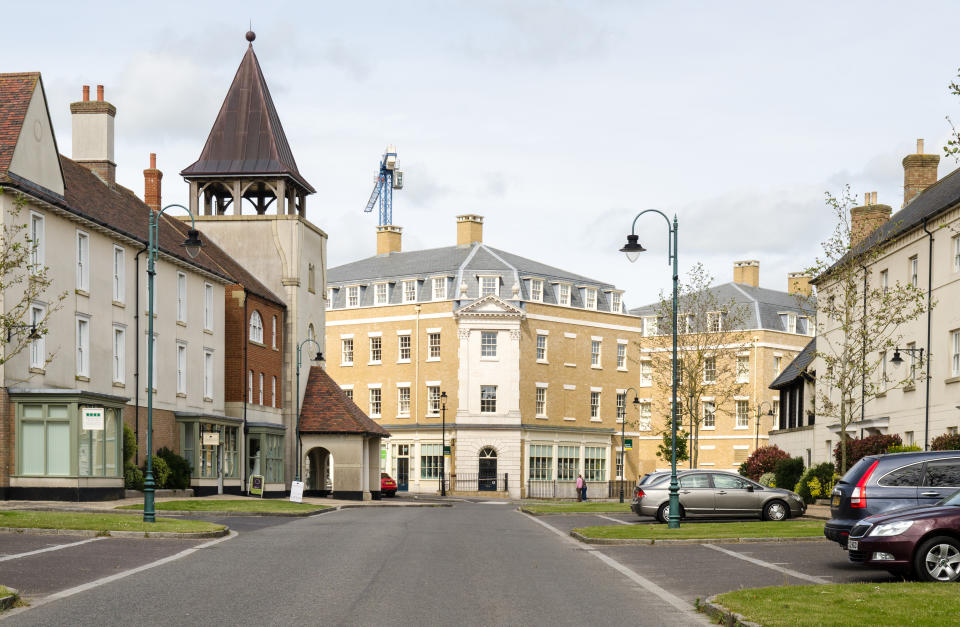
738;445;792;481
795;462;837;504
758;472;776;487
833;434;902;471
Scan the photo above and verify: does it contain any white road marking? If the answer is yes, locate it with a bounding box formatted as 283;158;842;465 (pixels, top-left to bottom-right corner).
6;531;238;617
595;514;631;525
0;537;103;562
704;544;829;584
479;501;509;505
523;513;708;623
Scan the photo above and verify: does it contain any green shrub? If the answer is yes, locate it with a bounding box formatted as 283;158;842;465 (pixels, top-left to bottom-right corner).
123;424;137;465
794;462;837;504
886;444;922;454
156;447;192;490
124;462;144;490
774;457;805;494
145;455;171;489
930;432;960;451
758;472;776;487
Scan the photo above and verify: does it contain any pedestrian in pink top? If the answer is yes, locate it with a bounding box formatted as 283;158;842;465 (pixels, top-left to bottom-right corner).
576;474;584;502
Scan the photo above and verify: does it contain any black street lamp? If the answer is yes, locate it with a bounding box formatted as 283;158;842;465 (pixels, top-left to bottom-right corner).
889;345;928;449
755;401;774;451
440;391;448;496
145;203;203;522
294;339;324;483
619;388;640;503
621;210;680;528
5;323;42;343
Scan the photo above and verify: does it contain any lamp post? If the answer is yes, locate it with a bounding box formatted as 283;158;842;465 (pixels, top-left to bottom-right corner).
440;391;448;496
619;388;640;503
621;210;680;528
688;393;695;469
145;203;203;522
754;401;774;451
889;346;927;449
294;338;324;483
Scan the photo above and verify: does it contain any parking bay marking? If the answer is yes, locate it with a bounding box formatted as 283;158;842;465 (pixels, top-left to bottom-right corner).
0;537;104;562
704;544;829;584
595;514;631;525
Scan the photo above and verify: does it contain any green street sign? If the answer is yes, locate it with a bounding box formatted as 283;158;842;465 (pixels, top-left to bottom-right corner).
624;438;633;450
443;445;451;456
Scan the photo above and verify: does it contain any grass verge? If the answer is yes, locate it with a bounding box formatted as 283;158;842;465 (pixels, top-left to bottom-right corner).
714;583;959;626
116;499;331;514
0;587;12;598
522;502;633;514
0;510;224;534
573;519;824;540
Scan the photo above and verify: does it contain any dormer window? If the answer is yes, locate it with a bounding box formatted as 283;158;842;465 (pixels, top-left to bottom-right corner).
402;280;417;303
779;312;797;334
584;288;597;310
642;316;657;336
374;282;389;305
432;277;446;300
347;285;360;308
530;279;543;302
479;276;499;297
707;312;721;333
610;292;621;313
558;283;571;306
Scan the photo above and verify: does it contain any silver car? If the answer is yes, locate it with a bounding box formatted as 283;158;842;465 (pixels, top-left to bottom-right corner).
630;470;806;523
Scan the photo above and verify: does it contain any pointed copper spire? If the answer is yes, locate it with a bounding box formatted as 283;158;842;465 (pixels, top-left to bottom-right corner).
180;36;314;193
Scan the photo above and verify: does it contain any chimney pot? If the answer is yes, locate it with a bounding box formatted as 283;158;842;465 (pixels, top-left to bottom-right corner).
871;191;878;205
82;85;90;102
143;153;163;211
150;152;156;169
917;138;924;154
733;260;760;287
96;85;104;101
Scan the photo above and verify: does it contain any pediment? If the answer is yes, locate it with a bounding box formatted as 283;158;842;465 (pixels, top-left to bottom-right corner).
455;294;524;318
8;78;64;195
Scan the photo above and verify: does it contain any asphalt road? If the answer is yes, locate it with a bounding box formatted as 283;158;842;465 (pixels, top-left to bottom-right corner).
1;503;706;626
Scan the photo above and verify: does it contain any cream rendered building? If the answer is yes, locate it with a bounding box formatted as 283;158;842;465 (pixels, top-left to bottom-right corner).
326;216;815;498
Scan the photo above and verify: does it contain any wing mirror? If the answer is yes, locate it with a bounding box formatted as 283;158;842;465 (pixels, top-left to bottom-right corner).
746;485;755;492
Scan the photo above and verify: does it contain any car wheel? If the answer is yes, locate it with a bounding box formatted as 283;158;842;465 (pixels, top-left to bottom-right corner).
656;503;684;524
914;536;960;582
763;500;789;521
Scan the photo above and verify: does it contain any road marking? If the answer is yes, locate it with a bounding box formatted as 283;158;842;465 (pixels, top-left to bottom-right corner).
6;531;238;617
595;514;631;525
479;501;509;505
0;537;103;562
523;513;707;623
703;544;829;584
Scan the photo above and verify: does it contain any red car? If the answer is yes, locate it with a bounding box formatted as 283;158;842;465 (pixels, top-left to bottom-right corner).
381;472;397;497
847;488;960;581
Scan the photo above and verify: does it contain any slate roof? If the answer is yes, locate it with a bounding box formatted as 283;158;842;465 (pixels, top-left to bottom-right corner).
629;281;815;333
327;243;621;311
181;41;315;194
299;366;390;436
770;338;816;389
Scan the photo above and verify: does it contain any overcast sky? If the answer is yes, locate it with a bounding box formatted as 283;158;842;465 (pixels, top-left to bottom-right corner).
9;1;960;306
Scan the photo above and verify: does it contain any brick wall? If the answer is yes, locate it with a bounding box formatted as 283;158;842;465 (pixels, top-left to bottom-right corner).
123;404;178;461
224;287;284;408
0;389;11;489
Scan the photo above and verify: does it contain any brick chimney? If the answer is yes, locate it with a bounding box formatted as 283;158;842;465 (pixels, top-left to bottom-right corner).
457;214;483;246
787;272;812;296
902;138;939;207
376;225;402;255
70;84;117;186
143;153;162;211
733;260;759;287
850;192;892;248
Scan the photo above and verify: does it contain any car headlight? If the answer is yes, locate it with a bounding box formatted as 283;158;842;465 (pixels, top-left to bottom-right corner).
868;520;914;537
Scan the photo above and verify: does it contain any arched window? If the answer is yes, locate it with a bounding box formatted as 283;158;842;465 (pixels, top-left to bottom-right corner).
249;311;263;343
307;323;316;342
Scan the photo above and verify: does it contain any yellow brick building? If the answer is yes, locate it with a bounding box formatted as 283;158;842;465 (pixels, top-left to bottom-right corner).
325;217;813;498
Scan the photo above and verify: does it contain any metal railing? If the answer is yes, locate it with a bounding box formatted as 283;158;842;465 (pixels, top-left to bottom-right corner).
450;473;509;492
526;479;622;499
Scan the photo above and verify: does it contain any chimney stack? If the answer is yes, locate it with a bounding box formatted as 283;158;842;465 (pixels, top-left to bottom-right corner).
850;191;892;248
733;260;759;287
788;272;812;297
902;138;939;207
376;225;402;255
70;84;117;186
143;153;163;211
457;214;483;247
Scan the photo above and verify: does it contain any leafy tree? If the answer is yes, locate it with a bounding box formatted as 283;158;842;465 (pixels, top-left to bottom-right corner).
806;187;929;473
0;188;64;365
655;427;689;466
644;263;750;467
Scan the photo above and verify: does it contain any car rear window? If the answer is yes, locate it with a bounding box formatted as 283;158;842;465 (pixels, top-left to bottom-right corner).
838;457;877;484
877;462;923;487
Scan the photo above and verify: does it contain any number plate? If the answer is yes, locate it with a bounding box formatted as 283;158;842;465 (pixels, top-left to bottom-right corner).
848;539;858;551
831;494;841;507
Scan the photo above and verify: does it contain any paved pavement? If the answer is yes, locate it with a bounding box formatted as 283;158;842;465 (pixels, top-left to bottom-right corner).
1;502;708;626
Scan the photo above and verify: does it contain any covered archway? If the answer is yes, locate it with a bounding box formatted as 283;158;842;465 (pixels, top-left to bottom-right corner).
305;446;334;496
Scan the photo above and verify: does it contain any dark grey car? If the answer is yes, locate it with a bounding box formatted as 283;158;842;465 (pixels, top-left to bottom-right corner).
630;470;806;523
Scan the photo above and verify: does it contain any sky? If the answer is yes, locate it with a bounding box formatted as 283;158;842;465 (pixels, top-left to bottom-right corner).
8;1;960;307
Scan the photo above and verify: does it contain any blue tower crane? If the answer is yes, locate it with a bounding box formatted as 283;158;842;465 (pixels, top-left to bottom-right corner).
363;145;404;225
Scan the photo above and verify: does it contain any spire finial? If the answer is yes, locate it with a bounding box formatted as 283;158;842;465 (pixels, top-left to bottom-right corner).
246;24;256;43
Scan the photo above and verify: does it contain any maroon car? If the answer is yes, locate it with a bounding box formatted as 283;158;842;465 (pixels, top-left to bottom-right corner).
847;488;960;581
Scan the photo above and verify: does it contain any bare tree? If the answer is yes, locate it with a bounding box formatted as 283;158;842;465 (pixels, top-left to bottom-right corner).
640;263;751;467
0;188;63;368
805;186;930;473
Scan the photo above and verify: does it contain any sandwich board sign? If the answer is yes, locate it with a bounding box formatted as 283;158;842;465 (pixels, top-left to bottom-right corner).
289;480;304;503
81;408;104;431
250;475;265;497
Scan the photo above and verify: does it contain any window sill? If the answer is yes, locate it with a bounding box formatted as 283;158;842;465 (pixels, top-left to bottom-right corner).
564;363;576;368
144;388;157;394
176;320;187;327
112;300;125;308
397;415;410;419
273;346;280;352
480;357;499;362
75;289;89;297
876;391;887;397
563;417;576;421
112;381;125;389
736;380;749;385
203;397;213;403
733;426;749;430
536;415;548;420
426;358;440;363
396;359;411;364
29;367;45;375
203;328;213;335
536;359;549;365
638;383;652;388
371;416;382;420
75;375;90;382
617;367;628;372
702;426;716;431
176;392;187;398
250;340;265;348
341;362;354;367
945;376;960;385
591;365;602;370
368;361;382;366
590;418;602;423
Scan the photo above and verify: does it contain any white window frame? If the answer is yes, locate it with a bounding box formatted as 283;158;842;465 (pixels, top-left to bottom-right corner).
589;390;601;419
736;399;750;429
30;212;44;271
203;350;214;400
369;388;382;418
616;391;626;423
707;312;721;333
342;338;354;365
954;236;960;273
536;334;548;363
272;315;277;349
259;373;264;405
610;292;621;313
113;326;126;384
643;316;657;337
530;279;543;302
584;288;597;310
481;331;497;358
402;280;418;303
369;335;382;364
272;376;277;407
374;282;389;305
952;330;960;377
736;355;749;383
428;332;441;360
398;333;412;363
616;342;627;370
479;275;499;297
248;370;253;403
176;342;187;394
176;272;187;322
75;230;89;292
702;400;716;429
639;360;652;387
591;339;602;367
480;385;497;413
558;283;571;306
29;303;46;369
397;385;411;417
347;285;360;307
880;269;889;293
113;246;125;303
535;386;547;418
427;385;441;416
76;315;90;377
249;311;263;343
203;283;214;331
432;277;446;301
704;356;717;383
638;402;652;431
909;256;919;287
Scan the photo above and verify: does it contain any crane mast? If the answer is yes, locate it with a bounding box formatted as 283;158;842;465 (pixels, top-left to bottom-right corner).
363;145;403;225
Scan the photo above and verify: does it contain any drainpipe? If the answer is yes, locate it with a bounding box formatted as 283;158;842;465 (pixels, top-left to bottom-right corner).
860;264;868;438
922;218;934;450
242;289;249;493
134;245;148;465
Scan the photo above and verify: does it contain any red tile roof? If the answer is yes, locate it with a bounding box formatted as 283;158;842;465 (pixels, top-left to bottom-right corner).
299;366;390;436
0;73;40;181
